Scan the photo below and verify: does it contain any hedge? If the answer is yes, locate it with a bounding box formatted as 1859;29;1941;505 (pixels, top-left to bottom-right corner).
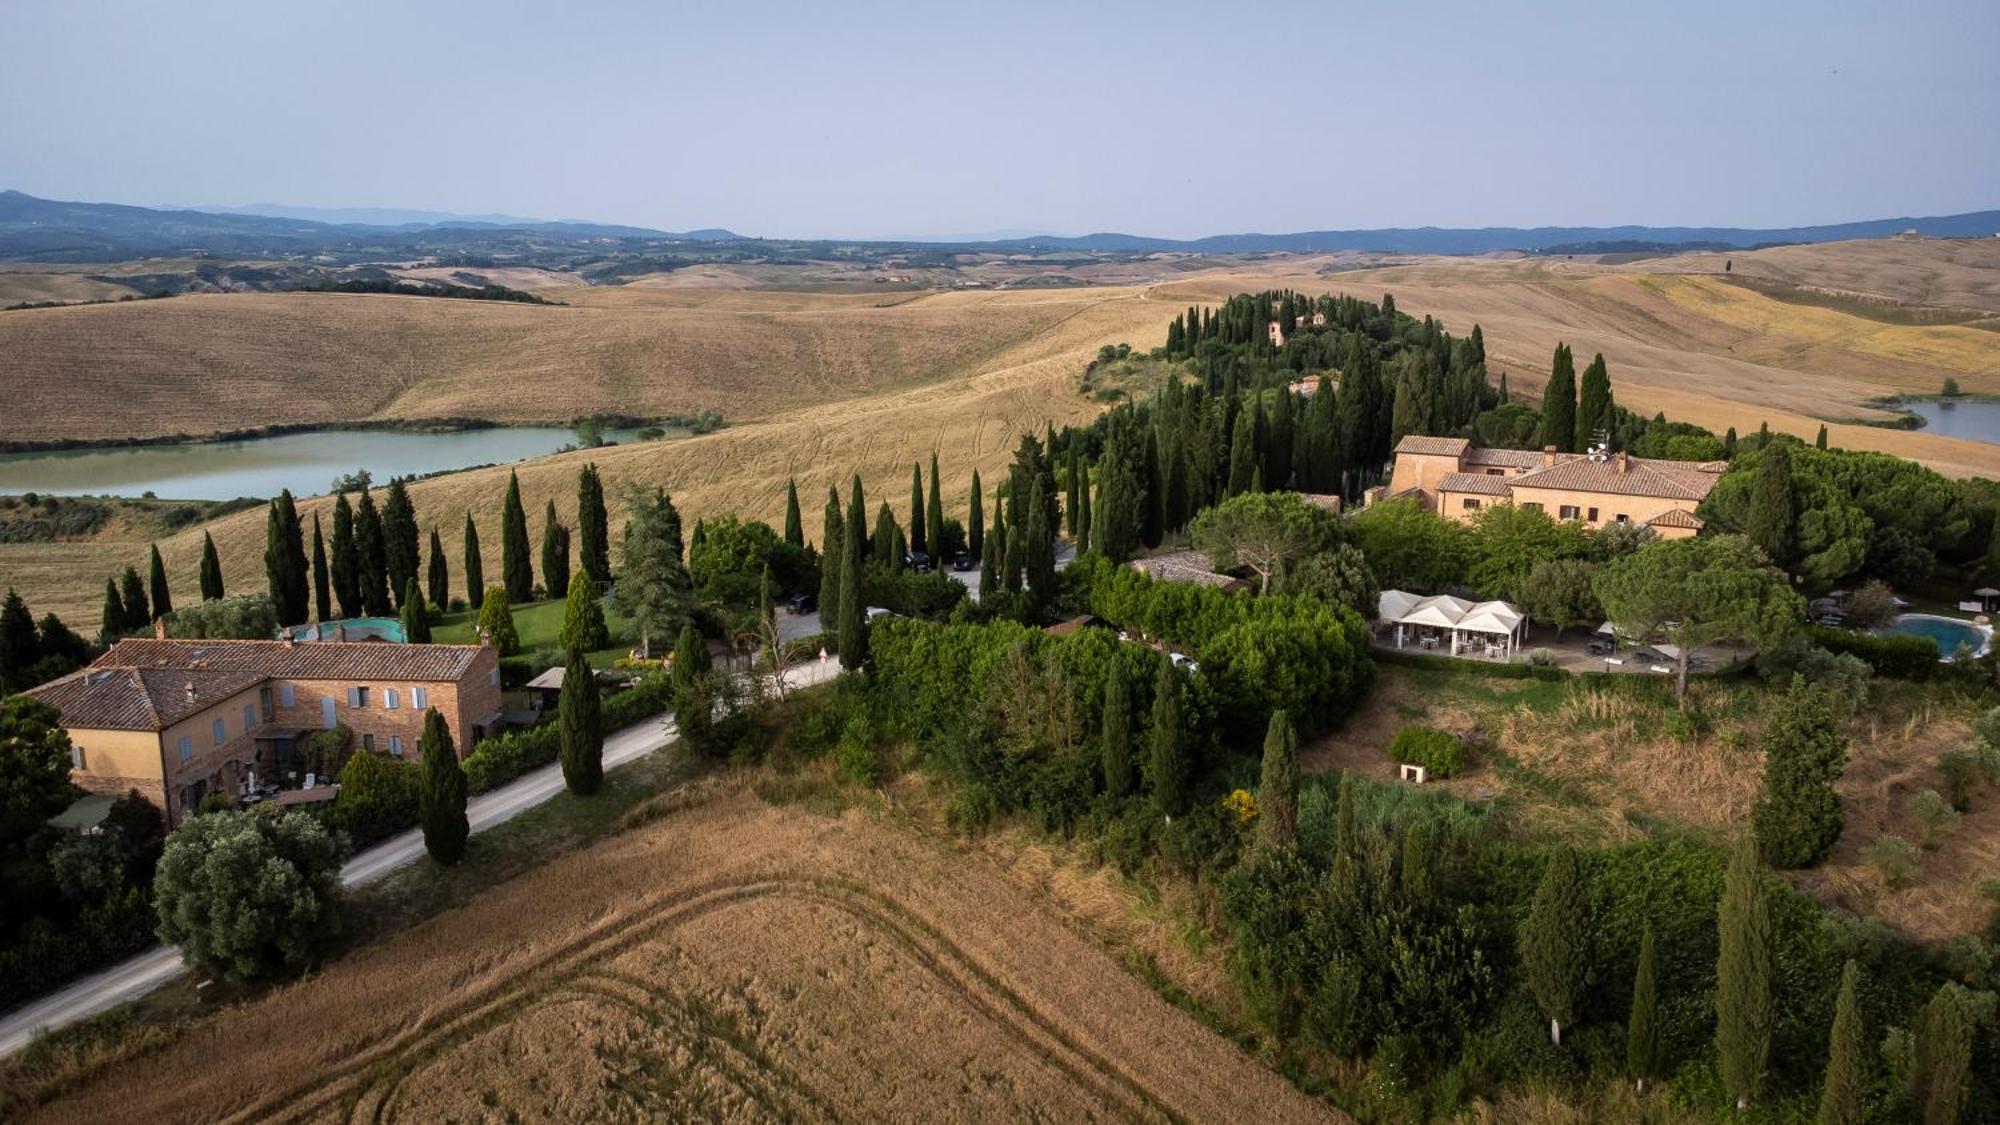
1375;647;1566;680
1389;724;1466;778
461;672;674;792
1807;625;1939;680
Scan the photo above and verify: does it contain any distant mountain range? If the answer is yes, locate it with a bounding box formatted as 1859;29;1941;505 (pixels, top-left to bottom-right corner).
1;189;1994;262
0;191;738;260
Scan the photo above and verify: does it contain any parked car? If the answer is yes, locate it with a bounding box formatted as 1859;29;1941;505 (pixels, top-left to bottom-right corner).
787;593;817;615
904;550;933;573
1169;652;1199;673
1587;639;1614;656
950;552;974;572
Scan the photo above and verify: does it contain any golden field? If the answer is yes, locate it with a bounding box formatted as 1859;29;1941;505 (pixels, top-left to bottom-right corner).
8;239;2000;629
23;787;1338;1124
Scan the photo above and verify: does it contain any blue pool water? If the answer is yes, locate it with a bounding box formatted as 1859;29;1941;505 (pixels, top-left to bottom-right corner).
1875;614;1991;660
282;617;408;644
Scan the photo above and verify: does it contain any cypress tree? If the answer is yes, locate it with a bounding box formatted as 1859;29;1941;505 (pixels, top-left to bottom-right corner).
1094;425;1144;563
1816;959;1863;1125
0;588;39;688
1911;983;1975;1125
669;624;714;752
417;707;466;863
1752;676;1848;868
577;463;611;588
1575;352;1614;450
147;544;172;620
119;566;148;629
873;502;900;570
838;476;868;670
462;514;485;610
400;579;432;643
427;527;448;609
1748;441;1798;567
1498;370;1511;404
382;478;418;609
926;454;945;561
1538;343;1578;453
979;513;1002;602
1065;445;1080;537
1724;426;1739;458
311;515;331;623
1077;459;1092;550
501;470;532;602
1101;659;1133;797
1258;709;1299;849
557;646;603;795
908;462;927;555
1522;846;1592;1044
354;488;390;616
476;586;519;655
330;494;360;619
968;470;984;560
819;486;844;648
783;477;804;548
199;532;224;602
1002;511;1024;593
1717;835;1773;1109
1628;927;1661;1093
1148;663;1188;814
557;567;610;652
1023;474;1056;607
264;491;308;626
1140;429;1164;547
1226;405;1258;495
100;577;125;643
540;501;571;599
1816;424;1829;450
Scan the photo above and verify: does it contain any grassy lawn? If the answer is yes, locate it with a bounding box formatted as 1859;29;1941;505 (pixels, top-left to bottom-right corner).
435;596;633;668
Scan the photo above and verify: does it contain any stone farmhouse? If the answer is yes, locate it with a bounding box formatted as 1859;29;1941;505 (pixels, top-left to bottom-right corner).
27;636;502;827
1372;435;1722;538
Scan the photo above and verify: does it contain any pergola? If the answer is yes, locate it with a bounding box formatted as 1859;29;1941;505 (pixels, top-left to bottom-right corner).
1378;591;1530;658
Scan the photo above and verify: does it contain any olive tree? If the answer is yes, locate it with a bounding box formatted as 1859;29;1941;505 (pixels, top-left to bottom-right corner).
153;809;346;983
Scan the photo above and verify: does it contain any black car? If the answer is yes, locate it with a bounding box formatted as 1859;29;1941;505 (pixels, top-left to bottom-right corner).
904;550;933;573
787;593;817;615
950;552;974;572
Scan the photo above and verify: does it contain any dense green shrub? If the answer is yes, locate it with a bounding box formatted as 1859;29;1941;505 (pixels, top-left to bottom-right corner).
329;752;422;848
1389;725;1466;778
1808;625;1939;680
162;592;278;639
153;810;344;984
458;673;672;792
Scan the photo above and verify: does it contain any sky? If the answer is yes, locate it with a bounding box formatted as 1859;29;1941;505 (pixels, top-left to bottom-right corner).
1;0;1995;240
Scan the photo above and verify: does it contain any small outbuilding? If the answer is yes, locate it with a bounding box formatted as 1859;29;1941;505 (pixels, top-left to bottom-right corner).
1377;590;1530;659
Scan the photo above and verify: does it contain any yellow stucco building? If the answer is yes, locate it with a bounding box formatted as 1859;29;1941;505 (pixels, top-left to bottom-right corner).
1374;435;1722;538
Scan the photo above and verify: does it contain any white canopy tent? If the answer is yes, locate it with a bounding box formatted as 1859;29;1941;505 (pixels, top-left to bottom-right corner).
1377;591;1531;658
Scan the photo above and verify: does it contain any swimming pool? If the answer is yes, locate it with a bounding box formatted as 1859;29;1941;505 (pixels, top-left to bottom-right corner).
1875;614;1991;660
281;617;410;644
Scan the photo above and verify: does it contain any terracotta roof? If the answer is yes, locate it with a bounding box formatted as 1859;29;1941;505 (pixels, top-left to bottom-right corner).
27;665;265;731
95;638;487;683
1130;550;1246;589
1297;492;1343;512
1463;447;1554;470
1508;455;1721;502
1645;508;1706;530
1437;472;1516;497
1392;435;1471;457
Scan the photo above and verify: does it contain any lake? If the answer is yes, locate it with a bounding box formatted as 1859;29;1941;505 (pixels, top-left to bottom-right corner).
0;426;673;501
1903;400;2000;444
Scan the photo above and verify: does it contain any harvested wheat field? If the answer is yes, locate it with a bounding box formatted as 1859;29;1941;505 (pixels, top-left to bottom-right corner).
0;283;1153;444
2;281;1171;624
27;788;1338;1124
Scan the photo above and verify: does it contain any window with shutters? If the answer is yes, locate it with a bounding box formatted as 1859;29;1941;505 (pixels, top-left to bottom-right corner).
362;733;375;753
280;683;296;707
1586;507;1599;522
1559;505;1581;520
71;744;85;771
389;735;404;756
412;687;428;710
385;688;399;710
348;686;370;708
243;702;256;730
178;735;193;763
212;717;226;746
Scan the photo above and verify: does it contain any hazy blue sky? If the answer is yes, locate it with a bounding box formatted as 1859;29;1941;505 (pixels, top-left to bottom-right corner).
2;1;1994;239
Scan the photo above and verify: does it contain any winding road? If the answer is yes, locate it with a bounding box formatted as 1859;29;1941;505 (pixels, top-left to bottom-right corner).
0;657;840;1058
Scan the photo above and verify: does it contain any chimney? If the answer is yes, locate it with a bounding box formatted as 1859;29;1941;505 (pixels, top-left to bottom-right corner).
1543;444;1557;468
184;682;197;704
1617;450;1629;474
153;617;168;640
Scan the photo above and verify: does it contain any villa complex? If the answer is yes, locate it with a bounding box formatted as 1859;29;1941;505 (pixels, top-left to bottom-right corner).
1373;436;1722;538
26;636;502;827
